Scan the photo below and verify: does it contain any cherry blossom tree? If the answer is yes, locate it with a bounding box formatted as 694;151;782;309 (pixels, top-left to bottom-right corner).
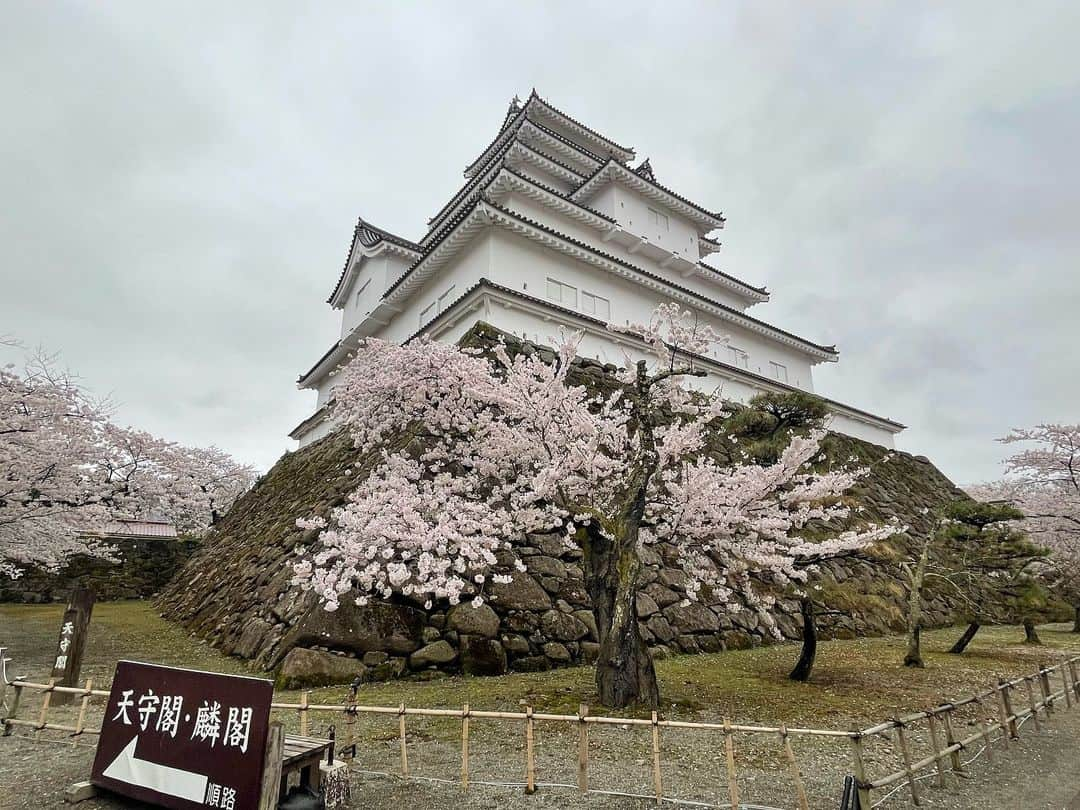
973;424;1080;631
295;305;896;707
1;340;256;578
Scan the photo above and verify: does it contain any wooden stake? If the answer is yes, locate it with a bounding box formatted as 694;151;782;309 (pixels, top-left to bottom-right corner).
894;720;921;805
993;683;1010;750
972;696;993;763
780;724;810;810
73;679;93;739
1069;661;1080;700
724;718;740;810
461;704;469;792
650;711;663;803
1062;666;1073;709
398;703;408;776
577;704;589;793
525;705;536;795
2;683;23;737
926;713;948;788
1040;668;1054;715
847;726;872;809
999;678;1019;739
257;721;284;810
36;679;55;739
1025;676;1042;731
941;708;963;774
299;690;309;737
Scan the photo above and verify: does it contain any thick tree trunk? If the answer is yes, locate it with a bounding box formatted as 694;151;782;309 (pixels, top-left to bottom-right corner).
903;541;930;668
1073;605;1080;633
788;597;817;682
583;525;659;709
948;621;980;654
1023;618;1042;645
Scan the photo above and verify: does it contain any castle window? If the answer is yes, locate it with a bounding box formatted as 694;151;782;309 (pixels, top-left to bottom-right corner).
419;301;436;328
437;285;456;312
546;278;577;308
728;346;749;369
648;207;669;231
581;291;610;319
770;362;788;383
354;278;370;309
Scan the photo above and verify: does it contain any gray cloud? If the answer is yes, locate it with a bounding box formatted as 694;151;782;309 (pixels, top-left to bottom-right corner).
2;1;1076;484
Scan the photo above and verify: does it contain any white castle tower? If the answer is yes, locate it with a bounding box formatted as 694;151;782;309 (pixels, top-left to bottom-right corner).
292;92;903;448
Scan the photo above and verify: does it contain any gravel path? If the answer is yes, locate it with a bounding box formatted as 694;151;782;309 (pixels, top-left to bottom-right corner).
4;707;1080;810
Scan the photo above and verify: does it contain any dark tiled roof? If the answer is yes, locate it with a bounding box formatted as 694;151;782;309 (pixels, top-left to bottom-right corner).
697;262;767;296
527;90;635;157
526;117;605;164
392;197;834;357
479;201;832;355
406;279;900;429
498;166;616;223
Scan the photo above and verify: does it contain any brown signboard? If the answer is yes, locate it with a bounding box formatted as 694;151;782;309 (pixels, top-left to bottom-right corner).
91;661;273;810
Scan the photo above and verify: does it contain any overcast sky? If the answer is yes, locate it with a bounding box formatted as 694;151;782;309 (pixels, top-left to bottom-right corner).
2;2;1077;485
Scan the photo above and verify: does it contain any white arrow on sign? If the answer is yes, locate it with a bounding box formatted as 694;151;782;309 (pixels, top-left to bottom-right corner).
102;736;209;803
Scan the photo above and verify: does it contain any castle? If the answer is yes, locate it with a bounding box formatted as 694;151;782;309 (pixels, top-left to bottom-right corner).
291;92;903;448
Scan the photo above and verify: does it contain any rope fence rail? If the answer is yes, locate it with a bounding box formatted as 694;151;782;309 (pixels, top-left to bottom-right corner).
3;653;1080;808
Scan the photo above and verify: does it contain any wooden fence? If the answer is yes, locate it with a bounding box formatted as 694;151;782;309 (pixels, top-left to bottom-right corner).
4;654;1080;808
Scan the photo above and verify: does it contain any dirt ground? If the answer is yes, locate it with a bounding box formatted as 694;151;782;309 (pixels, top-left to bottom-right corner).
5;603;1080;808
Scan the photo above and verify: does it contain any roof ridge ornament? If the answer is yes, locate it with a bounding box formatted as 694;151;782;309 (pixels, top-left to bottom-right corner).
633;158;655;181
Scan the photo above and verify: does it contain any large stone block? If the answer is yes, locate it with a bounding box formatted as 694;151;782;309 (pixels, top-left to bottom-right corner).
276;600;426;665
663;602;720;634
488;571;552;611
460;635;508;675
409;640;457;669
276;647;366;689
541;610;589;641
447;603;500;638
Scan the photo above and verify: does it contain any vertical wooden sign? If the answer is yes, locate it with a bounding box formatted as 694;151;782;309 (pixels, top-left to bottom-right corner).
49;584;94;706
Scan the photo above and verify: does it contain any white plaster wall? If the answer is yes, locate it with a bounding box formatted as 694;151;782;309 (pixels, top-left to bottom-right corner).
610;183;702;259
377;233;494;344
501;190;752;311
486;229;817;389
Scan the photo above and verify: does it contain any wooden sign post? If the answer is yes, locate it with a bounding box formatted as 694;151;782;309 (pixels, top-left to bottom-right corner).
49;584;94;706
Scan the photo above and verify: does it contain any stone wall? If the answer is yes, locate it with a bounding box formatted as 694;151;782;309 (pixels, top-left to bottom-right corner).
1;537;200;603
158;329;972;688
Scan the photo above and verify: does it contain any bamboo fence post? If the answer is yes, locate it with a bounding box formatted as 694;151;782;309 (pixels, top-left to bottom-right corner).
1061;665;1073;709
577;704;589;793
35;679;55;739
941;707;964;775
299;690;310;736
3;683;24;736
971;695;993;763
1000;678;1019;739
893;719;921;806
461;703;469;792
1039;668;1054;716
724;718;740;810
398;703;408;777
779;724;810;810
650;711;663;803
847;727;872;809
73;679;93;740
992;683;1010;750
1025;676;1042;731
926;713;948;788
525;705;536;795
1070;661;1080;700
